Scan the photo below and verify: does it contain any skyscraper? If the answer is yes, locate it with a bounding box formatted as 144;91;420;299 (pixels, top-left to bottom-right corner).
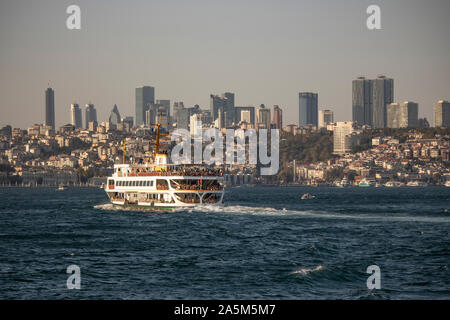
241;110;251;124
235;106;255;124
352;77;372;125
210;94;226;123
136;86;155;126
85;104;97;129
257;104;271;129
223;92;235;127
156;99;171;119
109;104;121;127
435;100;450;127
273;105;283;129
387;101;418;128
352;75;394;128
173;101;184;121
176;108;190;130
372;75;394;128
318;110;334;128
45;88;55;130
70;103;82;128
209;93;235;127
298;92;318;127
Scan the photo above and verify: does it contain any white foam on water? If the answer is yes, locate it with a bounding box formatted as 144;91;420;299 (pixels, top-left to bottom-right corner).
291;265;325;275
93;203;118;211
93;203;450;223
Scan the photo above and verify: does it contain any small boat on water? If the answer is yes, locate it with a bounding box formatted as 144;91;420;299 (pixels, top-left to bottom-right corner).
358;178;373;187
406;181;428;187
301;193;316;200
58;184;67;191
384;181;405;187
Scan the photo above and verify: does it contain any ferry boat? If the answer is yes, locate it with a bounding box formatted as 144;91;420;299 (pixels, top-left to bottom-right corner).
358;178;373;187
103;119;225;211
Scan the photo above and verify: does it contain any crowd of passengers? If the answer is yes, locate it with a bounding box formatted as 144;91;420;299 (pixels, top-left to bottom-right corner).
175;183;222;191
129;168;223;177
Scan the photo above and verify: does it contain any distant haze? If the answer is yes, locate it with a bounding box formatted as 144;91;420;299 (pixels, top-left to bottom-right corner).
1;0;449;129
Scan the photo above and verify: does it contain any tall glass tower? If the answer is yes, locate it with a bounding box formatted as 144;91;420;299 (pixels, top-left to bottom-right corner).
372;76;394;128
352;77;372;126
298;92;318;127
135;86;155;126
45;88;55;130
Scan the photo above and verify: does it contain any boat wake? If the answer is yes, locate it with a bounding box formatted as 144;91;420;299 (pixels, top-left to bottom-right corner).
93;203;450;223
93;203;124;211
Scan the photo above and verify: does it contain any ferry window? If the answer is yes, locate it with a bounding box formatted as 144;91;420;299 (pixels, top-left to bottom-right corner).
140;181;144;186
150;181;154;186
108;180;114;186
117;181;120;186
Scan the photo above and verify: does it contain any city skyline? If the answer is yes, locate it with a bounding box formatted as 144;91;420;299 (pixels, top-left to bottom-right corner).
1;0;450;129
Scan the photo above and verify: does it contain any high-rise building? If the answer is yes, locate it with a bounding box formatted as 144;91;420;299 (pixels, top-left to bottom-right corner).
387;101;418;128
109;104;121;127
223;92;235;126
123;116;133;129
210;94;226;123
257;104;271;129
210;93;235;127
241;110;251;124
318;110;334;128
434;100;450;127
135;86;155;126
190;113;202;137
352;75;394;128
273;105;283;129
333;121;361;155
235;106;255;124
352;77;372;125
173;101;184;120
70;103;82;129
85;104;97;129
176;108;190;130
45;88;55;130
372;75;394;128
156;99;170;118
298;92;318;127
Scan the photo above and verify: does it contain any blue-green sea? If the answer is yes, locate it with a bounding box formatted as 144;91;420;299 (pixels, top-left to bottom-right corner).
0;186;449;299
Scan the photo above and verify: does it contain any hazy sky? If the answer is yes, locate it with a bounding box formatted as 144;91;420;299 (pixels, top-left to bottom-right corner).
1;0;449;129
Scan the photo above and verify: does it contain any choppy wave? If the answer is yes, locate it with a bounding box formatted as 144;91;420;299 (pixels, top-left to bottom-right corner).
291;265;325;275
